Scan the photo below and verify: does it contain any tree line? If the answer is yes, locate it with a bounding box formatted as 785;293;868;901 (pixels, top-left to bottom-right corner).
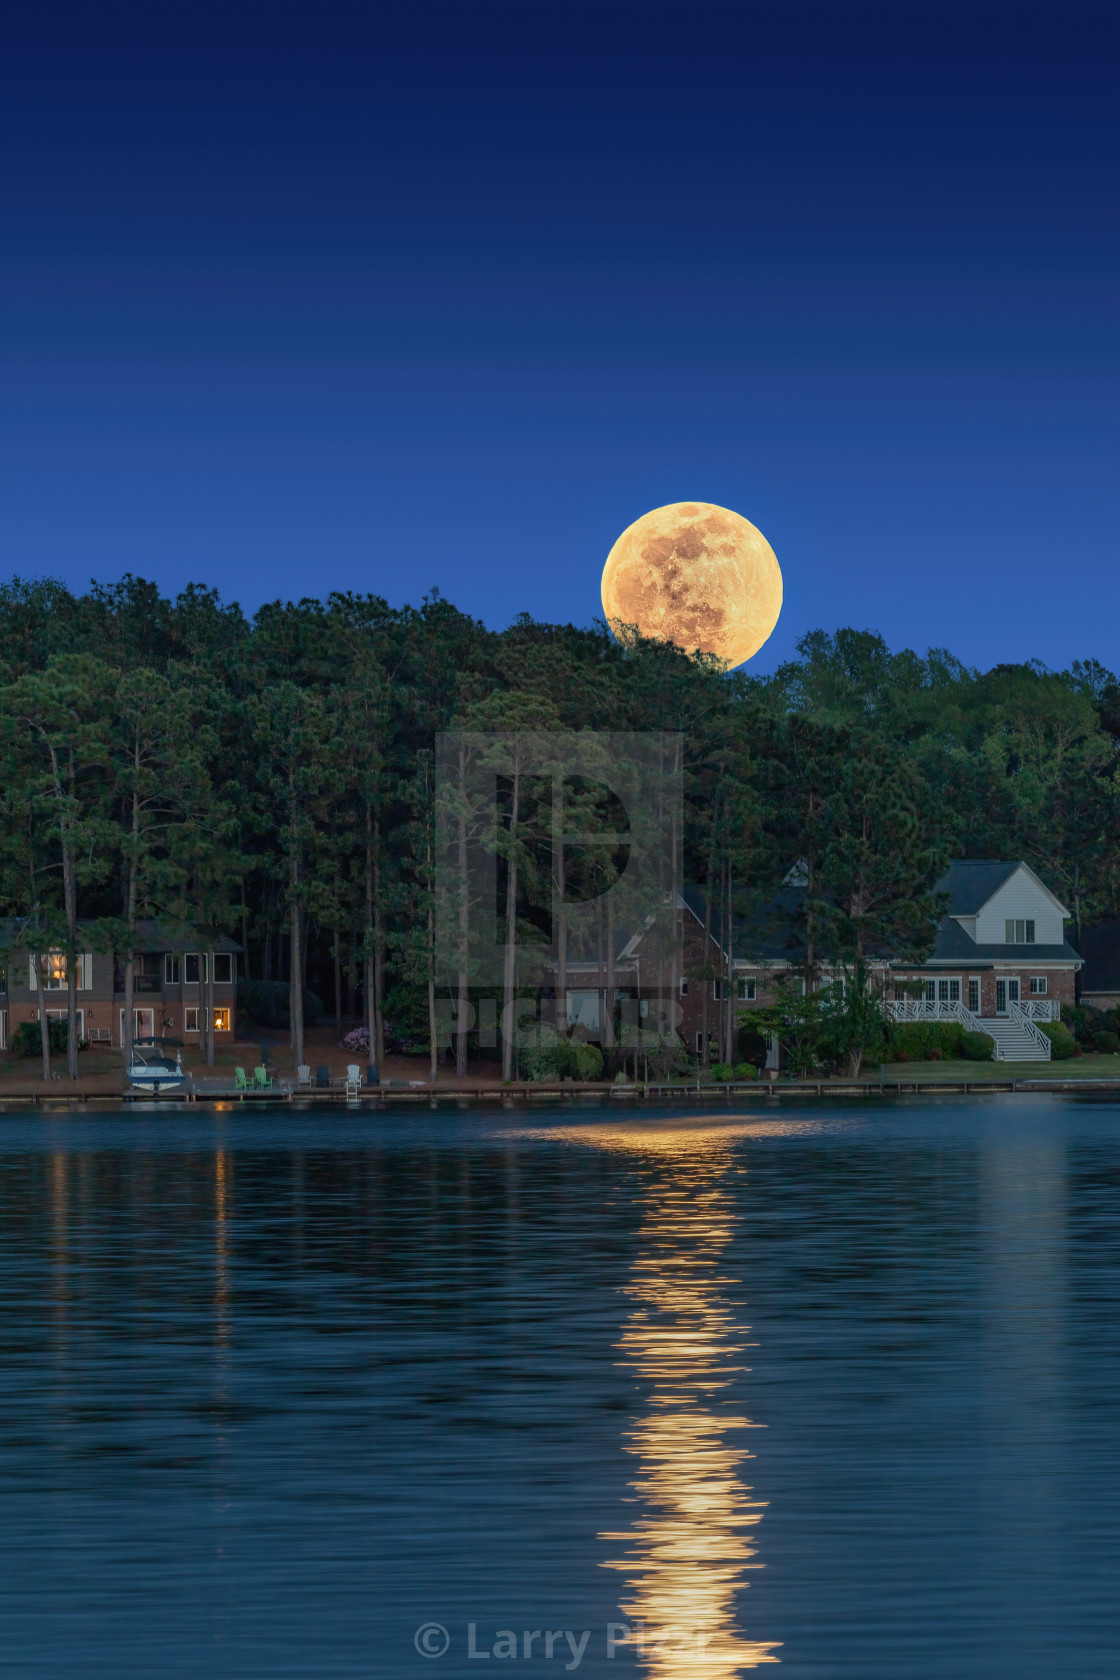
1;574;1117;1078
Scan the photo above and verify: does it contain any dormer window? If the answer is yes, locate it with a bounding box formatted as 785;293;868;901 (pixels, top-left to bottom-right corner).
1005;919;1035;944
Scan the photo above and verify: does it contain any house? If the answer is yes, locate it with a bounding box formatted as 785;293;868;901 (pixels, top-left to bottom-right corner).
1077;919;1120;1012
570;866;1074;1061
673;859;1082;1064
0;921;242;1052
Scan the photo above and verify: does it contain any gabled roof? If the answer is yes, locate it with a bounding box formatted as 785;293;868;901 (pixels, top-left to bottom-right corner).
940;859;1069;918
928;915;1080;966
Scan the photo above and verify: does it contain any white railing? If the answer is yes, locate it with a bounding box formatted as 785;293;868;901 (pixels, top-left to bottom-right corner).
1009;1000;1052;1056
886;998;1003;1058
1019;999;1059;1021
887;999;962;1022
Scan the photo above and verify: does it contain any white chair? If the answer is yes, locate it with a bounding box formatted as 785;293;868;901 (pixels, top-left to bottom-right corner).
296;1064;312;1088
345;1063;362;1096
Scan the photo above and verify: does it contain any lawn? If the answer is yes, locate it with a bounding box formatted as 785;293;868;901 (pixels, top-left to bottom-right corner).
882;1055;1120;1082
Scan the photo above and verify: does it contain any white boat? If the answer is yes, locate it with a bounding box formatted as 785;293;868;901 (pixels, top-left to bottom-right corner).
127;1038;187;1094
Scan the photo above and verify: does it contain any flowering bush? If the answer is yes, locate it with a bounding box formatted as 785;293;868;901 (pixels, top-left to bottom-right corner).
341;1027;370;1054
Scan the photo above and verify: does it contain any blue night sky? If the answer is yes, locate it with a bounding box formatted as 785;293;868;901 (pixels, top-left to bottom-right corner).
1;0;1117;672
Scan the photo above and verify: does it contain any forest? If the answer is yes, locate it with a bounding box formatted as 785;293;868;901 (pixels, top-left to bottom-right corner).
1;573;1118;1075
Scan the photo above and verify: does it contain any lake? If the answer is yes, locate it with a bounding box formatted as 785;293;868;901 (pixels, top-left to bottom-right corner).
1;1095;1117;1678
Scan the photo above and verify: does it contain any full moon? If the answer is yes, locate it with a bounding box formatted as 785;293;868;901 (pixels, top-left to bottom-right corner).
600;501;783;667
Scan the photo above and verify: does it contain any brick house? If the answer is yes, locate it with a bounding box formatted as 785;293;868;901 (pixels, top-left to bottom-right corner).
0;921;241;1052
670;859;1081;1063
559;859;1078;1065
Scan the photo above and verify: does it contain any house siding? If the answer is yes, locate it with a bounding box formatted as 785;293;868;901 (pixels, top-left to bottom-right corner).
975;869;1066;946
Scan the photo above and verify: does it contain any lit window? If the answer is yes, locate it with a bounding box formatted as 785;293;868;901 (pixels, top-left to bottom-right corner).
38;952;67;990
1029;976;1047;994
213;1007;231;1032
185;1005;230;1032
1005;919;1036;944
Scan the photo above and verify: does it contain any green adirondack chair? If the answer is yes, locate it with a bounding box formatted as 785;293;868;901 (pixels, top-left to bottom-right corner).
234;1067;250;1091
253;1065;273;1089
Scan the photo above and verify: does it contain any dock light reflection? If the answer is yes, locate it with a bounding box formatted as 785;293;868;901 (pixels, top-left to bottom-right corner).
573;1125;781;1674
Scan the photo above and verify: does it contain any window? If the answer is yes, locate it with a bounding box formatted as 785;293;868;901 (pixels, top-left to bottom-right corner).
213;953;234;985
184;1006;230;1032
924;981;937;1002
679;978;688;997
163;954;180;985
1005;919;1035;944
712;980;726;1001
737;978;756;1001
184;953;207;984
968;979;980;1014
1029;976;1047;995
938;980;961;1003
38;951;67;990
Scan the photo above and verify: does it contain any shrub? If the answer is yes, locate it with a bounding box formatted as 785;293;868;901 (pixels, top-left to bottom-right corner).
1092;1030;1120;1055
11;1018;83;1057
732;1061;759;1081
959;1031;995;1061
341;1026;370;1054
574;1043;604;1081
237;980;324;1030
1041;1022;1076;1060
711;1062;734;1082
888;1022;965;1063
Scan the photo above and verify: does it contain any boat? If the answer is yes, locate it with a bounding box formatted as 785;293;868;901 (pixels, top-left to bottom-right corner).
127;1037;188;1094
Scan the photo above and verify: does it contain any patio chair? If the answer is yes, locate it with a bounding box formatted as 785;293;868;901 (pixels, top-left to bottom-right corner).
234;1067;250;1091
345;1063;362;1096
315;1065;330;1089
296;1064;312;1088
253;1065;273;1089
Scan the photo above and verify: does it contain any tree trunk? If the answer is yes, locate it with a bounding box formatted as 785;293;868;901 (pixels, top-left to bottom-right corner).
204;944;215;1068
333;924;342;1034
501;766;522;1082
604;892;616;1049
725;858;735;1066
123;770;140;1071
456;741;470;1076
35;951;52;1082
701;848;715;1067
373;839;385;1064
289;850;304;1070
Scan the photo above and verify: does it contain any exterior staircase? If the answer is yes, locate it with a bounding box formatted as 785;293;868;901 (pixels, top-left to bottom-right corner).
886;997;1051;1062
983;1005;1052;1062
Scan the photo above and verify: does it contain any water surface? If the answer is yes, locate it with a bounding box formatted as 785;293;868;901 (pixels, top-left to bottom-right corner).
1;1096;1117;1678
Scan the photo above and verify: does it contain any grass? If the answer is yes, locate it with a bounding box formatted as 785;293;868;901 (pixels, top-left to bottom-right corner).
882;1055;1120;1081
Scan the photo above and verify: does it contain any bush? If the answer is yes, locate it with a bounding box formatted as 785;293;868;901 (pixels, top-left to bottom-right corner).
574;1043;603;1081
889;1021;966;1063
10;1018;84;1057
341;1026;370;1054
237;980;324;1030
959;1030;995;1061
1092;1030;1120;1054
1041;1022;1076;1060
711;1062;734;1082
733;1061;759;1081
